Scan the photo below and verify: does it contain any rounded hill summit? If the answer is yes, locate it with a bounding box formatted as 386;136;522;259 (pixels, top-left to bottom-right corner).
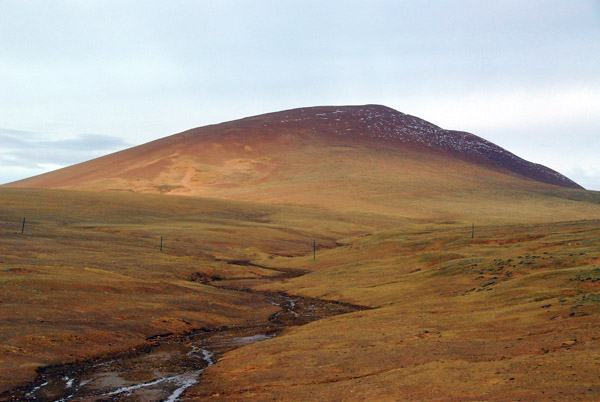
6;105;581;212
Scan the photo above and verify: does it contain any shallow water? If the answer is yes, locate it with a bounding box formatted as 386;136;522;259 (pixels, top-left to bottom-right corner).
10;291;364;401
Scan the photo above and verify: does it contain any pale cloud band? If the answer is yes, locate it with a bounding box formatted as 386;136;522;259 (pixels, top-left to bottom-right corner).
0;130;130;183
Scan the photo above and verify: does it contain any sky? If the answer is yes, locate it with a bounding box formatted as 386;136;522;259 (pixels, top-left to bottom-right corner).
1;1;599;189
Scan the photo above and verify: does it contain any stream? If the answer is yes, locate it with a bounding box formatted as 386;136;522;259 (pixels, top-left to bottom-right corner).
4;280;365;402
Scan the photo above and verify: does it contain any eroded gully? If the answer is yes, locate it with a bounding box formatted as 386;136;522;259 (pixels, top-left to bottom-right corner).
2;262;367;402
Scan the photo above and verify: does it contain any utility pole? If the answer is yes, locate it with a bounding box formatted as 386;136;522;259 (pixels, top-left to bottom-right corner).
313;239;316;261
472;223;474;239
160;236;163;252
21;217;26;234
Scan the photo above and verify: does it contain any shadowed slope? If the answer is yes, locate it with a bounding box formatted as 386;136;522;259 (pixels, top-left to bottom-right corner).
5;106;581;208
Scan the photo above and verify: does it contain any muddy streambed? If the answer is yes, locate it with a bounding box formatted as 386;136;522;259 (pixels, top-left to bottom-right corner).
5;290;365;401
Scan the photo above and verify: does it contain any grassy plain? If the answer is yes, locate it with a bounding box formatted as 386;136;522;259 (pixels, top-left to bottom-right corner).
184;188;600;401
1;182;600;400
0;188;395;391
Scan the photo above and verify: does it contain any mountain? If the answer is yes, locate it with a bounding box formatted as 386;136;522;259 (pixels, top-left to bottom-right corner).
5;105;582;212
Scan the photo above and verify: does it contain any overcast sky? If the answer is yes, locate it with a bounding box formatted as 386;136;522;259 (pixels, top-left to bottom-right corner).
1;1;599;189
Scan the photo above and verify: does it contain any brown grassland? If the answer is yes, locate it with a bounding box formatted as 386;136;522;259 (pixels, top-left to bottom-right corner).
1;182;599;400
0;187;390;393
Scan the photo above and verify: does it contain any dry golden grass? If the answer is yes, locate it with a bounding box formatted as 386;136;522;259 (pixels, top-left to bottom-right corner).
11;141;597;222
0;188;397;391
190;220;600;401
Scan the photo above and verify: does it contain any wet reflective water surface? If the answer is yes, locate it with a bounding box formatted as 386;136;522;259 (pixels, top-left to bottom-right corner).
11;291;364;401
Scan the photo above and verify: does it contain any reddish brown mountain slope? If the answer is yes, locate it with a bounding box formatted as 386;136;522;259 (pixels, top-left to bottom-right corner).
5;105;581;209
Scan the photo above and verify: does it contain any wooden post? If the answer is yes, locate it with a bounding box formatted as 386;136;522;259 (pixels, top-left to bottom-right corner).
21;217;26;234
160;236;163;252
471;223;474;239
313;239;316;261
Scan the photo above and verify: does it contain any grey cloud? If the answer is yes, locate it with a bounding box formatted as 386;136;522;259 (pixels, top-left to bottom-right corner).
0;132;31;147
0;130;131;170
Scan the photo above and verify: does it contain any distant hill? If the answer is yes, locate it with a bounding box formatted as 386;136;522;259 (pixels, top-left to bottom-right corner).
5;105;582;212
